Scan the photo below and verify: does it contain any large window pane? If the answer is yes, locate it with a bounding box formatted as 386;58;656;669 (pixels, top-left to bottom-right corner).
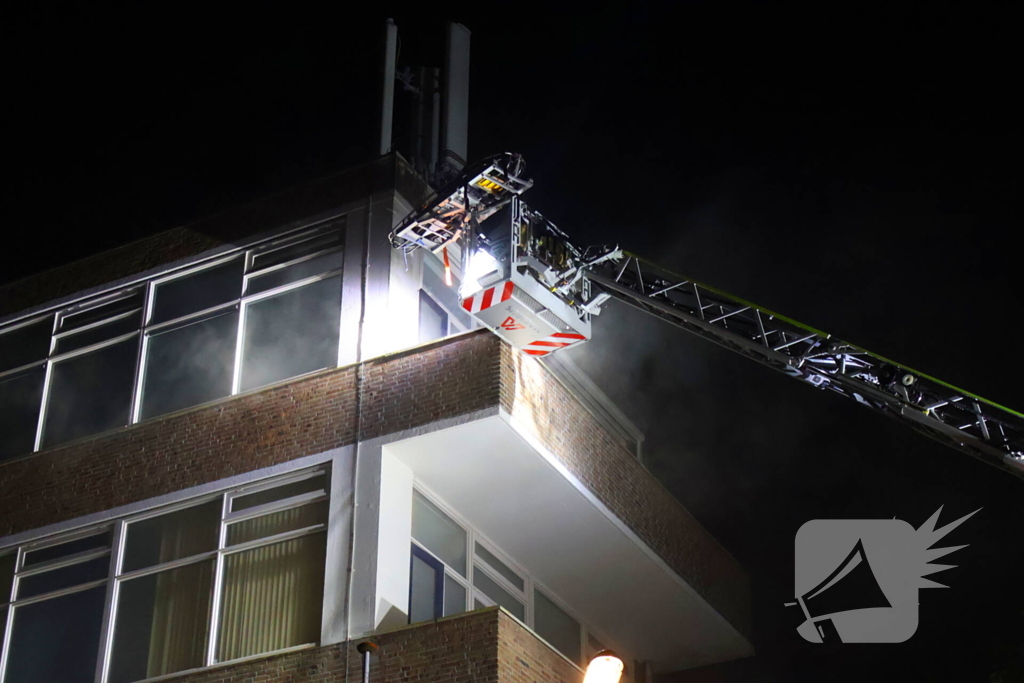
151;257;244;325
0;367;44;461
418;290;448;343
444;574;466;617
217;533;326;662
141;310;238;419
5;585;105;683
16;556;108;599
240;275;341;392
42;337;138;448
122;500;221;573
0;317;51;373
226;501;327;546
231;473;326;512
108;560;213;683
411;491;467;576
475;542;524;592
473;565;525;621
534;589;582;664
410;553;440;624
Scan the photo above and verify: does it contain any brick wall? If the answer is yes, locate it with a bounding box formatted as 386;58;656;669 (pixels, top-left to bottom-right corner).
125;607;585;683
499;346;752;638
0;326;749;638
167;608;502;683
0;332;501;537
497;610;583;683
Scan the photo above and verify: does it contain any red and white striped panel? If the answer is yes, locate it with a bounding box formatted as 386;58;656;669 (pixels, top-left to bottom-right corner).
461;281;515;313
522;332;587;356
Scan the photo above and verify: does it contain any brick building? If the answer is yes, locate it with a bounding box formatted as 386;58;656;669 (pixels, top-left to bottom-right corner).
0;29;752;676
0;151;752;683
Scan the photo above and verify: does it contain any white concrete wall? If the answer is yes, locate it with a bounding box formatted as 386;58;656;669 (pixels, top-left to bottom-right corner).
321;447;357;645
360;192;429;359
348;441;415;637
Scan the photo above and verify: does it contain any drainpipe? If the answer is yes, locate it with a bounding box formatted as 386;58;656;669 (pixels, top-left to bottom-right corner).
357;641;379;683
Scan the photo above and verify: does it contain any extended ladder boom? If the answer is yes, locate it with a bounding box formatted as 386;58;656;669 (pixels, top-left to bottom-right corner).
391;153;1024;480
585;254;1024;479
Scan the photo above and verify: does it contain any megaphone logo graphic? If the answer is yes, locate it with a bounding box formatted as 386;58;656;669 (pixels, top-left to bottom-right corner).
789;507;977;643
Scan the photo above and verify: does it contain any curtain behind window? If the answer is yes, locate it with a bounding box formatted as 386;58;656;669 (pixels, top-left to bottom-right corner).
217;528;325;662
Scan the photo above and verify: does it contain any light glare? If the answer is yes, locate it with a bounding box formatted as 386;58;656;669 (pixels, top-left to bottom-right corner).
459;248;499;298
583;652;624;683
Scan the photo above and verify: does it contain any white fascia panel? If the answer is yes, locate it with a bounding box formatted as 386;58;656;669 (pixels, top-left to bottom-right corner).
375;450;414;630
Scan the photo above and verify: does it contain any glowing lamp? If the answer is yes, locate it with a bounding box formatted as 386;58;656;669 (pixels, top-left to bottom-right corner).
458;248;499;298
583;651;625;683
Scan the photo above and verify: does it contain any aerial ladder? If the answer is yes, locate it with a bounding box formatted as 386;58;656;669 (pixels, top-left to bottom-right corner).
389;152;1024;481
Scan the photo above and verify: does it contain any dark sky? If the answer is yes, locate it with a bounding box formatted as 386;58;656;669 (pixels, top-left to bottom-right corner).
6;3;1022;681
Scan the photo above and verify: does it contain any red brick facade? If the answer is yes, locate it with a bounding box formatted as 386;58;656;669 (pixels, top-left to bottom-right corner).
166;608;503;683
145;608;583;683
0;332;501;537
0;326;749;636
497;610;582;683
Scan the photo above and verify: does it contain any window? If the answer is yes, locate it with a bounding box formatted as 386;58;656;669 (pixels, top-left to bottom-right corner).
535;589;582;664
0;367;45;460
411;490;467;576
420;255;473;337
409;487;603;666
140;309;239;420
418;291;448;343
0;218;345;457
2;529;112;683
0;316;53;461
0;467;329;683
43;336;138;448
409;546;445;624
239;274;342;392
473;565;526;620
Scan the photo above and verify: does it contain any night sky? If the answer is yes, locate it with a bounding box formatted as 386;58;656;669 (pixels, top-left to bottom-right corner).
6;4;1022;681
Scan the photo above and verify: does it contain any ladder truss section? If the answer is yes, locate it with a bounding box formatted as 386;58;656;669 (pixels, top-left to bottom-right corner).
586;254;1024;479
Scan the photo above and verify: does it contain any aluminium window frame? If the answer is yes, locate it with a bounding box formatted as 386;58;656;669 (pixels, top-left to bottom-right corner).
410;484;613;668
0;523;114;683
0;218;347;460
0;465;329;683
408;544;445;622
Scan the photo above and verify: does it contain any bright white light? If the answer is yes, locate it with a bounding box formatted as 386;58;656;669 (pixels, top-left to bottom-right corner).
459;279;483;298
583;652;624;683
467;248;498;281
458;248;499;298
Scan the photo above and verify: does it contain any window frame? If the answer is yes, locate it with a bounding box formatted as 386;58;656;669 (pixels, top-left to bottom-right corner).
408;544;445;622
409;485;614;668
417;289;450;344
0;218;346;460
0;466;330;683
